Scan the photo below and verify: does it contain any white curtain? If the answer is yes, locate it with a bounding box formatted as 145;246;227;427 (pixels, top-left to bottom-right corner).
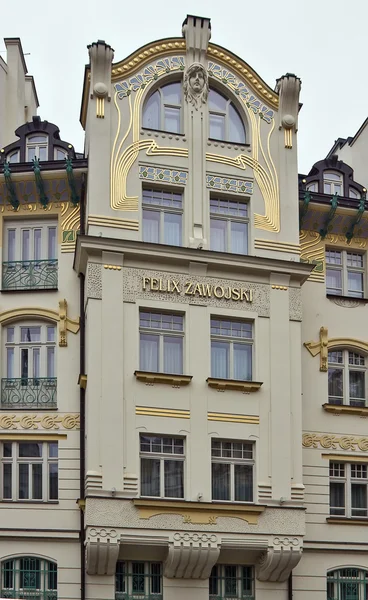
143;210;159;243
164;213;181;246
210;219;226;251
163;336;183;374
326;269;342;294
140;334;159;372
211;342;229;378
231;221;247;255
233;344;252;380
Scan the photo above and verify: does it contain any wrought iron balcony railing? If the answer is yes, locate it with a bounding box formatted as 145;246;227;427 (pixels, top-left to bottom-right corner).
0;591;57;600
1;378;57;409
2;260;58;291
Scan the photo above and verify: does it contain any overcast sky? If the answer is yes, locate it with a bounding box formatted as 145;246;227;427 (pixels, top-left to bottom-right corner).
1;0;366;173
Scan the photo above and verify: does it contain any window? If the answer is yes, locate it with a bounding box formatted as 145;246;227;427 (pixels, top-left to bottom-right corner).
349;188;361;200
116;562;162;600
209;565;254;600
3;220;57;291
323;171;343;196
1;441;58;502
1;557;57;600
327;569;368;600
142;188;182;246
306;181;318;193
3;323;57;409
139;311;184;375
54;148;68;161
140;435;184;499
142;82;182;133
330;461;368;518
212;440;254;502
209;89;246;144
26;135;48;162
326;249;364;298
210;197;248;254
7;150;20;164
328;350;366;407
211;318;253;381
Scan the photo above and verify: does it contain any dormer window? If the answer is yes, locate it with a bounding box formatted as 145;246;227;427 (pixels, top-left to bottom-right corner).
323;171;343;196
306;182;318;193
26;135;48;162
7;151;20;164
143;82;182;134
54;148;68;161
349;188;361;200
209;89;246;144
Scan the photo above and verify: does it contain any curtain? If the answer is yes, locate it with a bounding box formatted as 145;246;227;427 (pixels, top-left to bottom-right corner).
6;348;14;379
234;464;253;501
142;210;159;243
164;460;183;497
329;481;345;515
3;464;12;499
351;483;367;516
210;219;226;251
19;463;29;499
211;342;229;379
349;371;365;405
326;269;342;294
348;272;364;297
140;458;160;496
164;213;182;246
163;336;183;374
233;344;252;380
140;334;159;372
47;347;55;378
164;107;180;134
32;463;42;499
49;464;58;500
231;221;248;255
328;368;343;403
212;462;230;500
142;91;160;129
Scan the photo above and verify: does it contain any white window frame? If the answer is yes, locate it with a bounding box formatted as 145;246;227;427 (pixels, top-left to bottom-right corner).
209;564;254;600
5;322;56;380
1;557;57;597
142;82;182;133
26;135;48;162
4;219;58;263
211;439;254;503
330;461;368;518
140;435;185;499
210;196;249;254
326;249;365;298
115;561;162;599
139;310;184;374
323;171;343;196
208;88;246;144
142;188;183;246
1;441;58;502
328;349;367;407
210;317;253;381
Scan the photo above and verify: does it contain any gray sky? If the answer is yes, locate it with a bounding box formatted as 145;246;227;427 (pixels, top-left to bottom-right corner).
1;0;367;174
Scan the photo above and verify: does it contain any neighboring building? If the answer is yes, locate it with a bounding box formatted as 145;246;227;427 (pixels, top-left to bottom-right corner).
2;13;368;600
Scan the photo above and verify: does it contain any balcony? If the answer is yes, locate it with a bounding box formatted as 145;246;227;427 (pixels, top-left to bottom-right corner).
2;260;58;291
1;378;57;409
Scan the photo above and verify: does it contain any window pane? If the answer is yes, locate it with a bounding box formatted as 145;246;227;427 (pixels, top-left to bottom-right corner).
229;103;246;144
164;107;180;133
21;327;41;342
211;341;229;379
39;147;47;161
231;221;248;254
164;460;184;498
164;212;182;246
49;463;58;500
33;348;40;379
34;229;41;261
21;348;28;380
212;462;230;500
7;347;14;379
132;563;145;593
47;347;55;378
19;443;42;457
348;271;364;298
233;343;252;380
140;333;159;372
330;481;345;515
234;464;253;502
143;91;160;129
209;89;227;112
3;464;12;499
352;483;367;516
32;463;42;499
210;218;227;251
29;135;47;143
48;227;57;259
324;182;331;194
7;229;16;262
162;82;181;104
19;463;29;499
47;326;56;343
349;371;365;406
22;229;30;261
142;210;160;243
328;368;343;404
326;269;342;295
27;147;36;161
141;458;160;496
49;442;58;458
209;113;225;140
3;443;12;457
163;336;183;375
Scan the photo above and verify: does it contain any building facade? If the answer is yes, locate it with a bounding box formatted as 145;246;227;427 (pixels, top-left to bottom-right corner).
1;13;368;600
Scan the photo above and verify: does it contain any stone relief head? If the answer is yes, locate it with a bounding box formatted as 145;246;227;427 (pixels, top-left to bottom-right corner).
184;63;209;109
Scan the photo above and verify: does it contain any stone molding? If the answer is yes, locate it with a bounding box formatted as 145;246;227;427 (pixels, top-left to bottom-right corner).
85;527;120;575
164;532;220;579
0;414;80;430
256;536;302;582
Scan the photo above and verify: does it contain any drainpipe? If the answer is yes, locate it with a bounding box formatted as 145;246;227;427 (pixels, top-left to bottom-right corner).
79;173;86;600
288;573;293;600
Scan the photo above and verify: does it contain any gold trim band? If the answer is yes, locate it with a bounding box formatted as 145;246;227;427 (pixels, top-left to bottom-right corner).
136;406;190;419
208;412;259;424
88;215;139;231
254;239;301;254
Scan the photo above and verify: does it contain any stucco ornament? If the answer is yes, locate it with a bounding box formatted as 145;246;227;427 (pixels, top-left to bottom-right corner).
184;63;209;109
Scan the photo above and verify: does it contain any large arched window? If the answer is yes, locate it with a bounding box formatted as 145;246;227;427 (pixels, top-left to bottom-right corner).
1;557;57;599
323;171;343;196
142;82;182;133
327;568;368;600
208;89;246;144
26;135;48;162
328;349;366;407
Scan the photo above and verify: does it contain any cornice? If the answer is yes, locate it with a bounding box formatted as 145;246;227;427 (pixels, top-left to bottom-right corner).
74;236;313;282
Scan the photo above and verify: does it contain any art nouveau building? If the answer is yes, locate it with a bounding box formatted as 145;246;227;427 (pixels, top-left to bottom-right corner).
1;13;368;600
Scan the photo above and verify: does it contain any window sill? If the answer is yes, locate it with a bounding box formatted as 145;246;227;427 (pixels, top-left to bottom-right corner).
326;294;368;304
1;500;59;505
206;377;263;393
134;371;192;387
327;517;368;525
323;403;368;416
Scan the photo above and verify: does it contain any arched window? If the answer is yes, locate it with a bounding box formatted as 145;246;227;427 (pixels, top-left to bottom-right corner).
323;171;343;195
306;181;318;193
1;557;57;599
328;349;366;407
54;147;68;161
327;568;368;600
142;82;182;133
26;135;48;162
208;89;246;144
349;188;361;200
7;150;20;164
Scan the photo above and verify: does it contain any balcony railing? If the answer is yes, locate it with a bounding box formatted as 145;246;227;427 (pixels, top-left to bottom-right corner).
0;591;57;600
1;378;57;409
2;260;58;291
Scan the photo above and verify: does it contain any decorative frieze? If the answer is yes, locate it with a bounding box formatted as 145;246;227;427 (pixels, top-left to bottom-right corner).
206;175;253;195
0;413;80;430
139;165;187;186
303;433;368;452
